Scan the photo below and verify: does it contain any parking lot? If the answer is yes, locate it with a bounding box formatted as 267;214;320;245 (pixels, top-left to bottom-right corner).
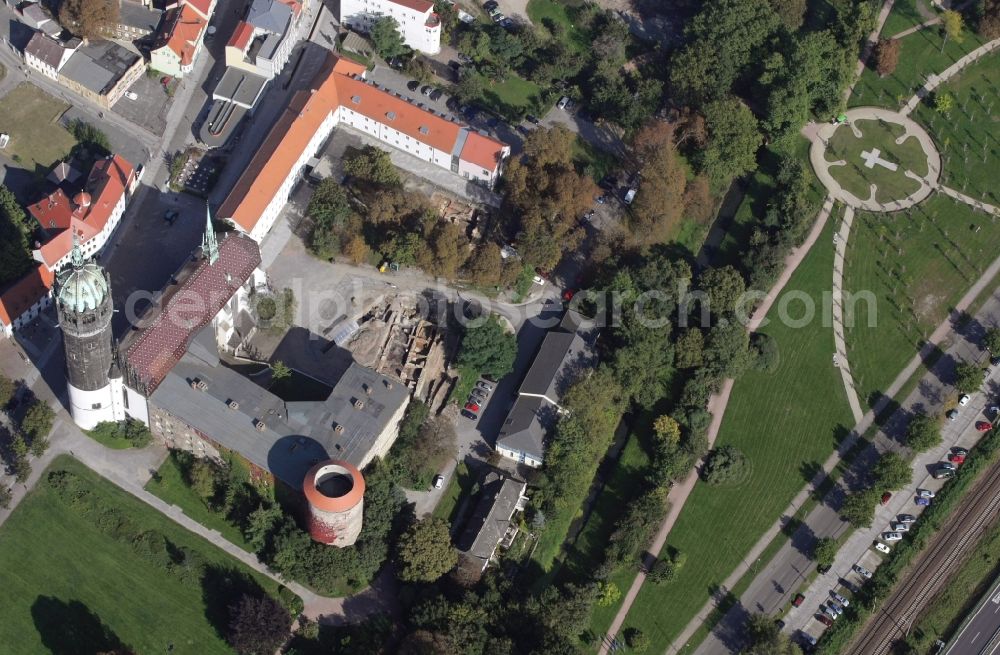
112;74;175;135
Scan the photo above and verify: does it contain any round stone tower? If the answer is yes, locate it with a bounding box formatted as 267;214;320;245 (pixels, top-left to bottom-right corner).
55;244;124;429
303;459;365;547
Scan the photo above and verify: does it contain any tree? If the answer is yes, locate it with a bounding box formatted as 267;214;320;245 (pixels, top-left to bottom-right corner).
270;360;292;381
13;457;31;484
0;185;34;287
653;415;682;447
841;488;878;528
906;412;942;453
457;316;517;380
935;91;954;115
596;581;621;607
59;0;118;40
344;146;401;187
873;452;911;491
629;120;687;243
189;458;220;503
433;0;458;38
417;221;468;279
464;245;505;287
701;445;749;485
874;38;901;77
396;517;457;582
307;179;353;259
812;537;838;569
768;0;806;30
954;361;984;394
226;593;292;655
674;329;704;369
624;627;650;653
21;401;55;443
699;265;746;316
649;551;686;584
744;613;800;654
343;235;370;265
371;16;409;60
0;374;15;409
941;10;964;50
68;120;111;161
700;98;762;186
985;328;1000;355
981;0;1000;38
29;433;49;458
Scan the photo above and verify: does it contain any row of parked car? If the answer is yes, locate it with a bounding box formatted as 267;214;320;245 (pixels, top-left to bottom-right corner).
461;379;494;421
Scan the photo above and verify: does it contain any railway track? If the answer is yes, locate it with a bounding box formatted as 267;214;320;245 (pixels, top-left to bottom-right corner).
850;456;1000;655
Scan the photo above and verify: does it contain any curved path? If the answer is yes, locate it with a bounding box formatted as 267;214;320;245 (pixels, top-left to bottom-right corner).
832;205;865;424
901;38;1000;115
599;197;835;655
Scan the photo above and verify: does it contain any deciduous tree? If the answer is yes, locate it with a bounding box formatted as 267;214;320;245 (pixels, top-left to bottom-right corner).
396;517;458;582
745;613;800;654
768;0;806;30
906;412;942;452
0;374;15;409
812;536;838;569
985;327;1000;354
457;316;516;379
954;361;985;394
629;121;687;243
874;38;901;77
21;401;54;443
873;452;911;491
701;445;749;485
941;10;964;50
371;16;409;60
841;488;879;527
700;98;762;186
674;329;705;369
344;146;401;187
699;265;746;316
59;0;118;40
226;593;292;655
0;185;34;287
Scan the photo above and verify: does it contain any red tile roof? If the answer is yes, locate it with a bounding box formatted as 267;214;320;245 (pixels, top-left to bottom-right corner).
461;131;507;171
120;232;261;393
162;4;206;66
219;54;507;236
387;0;433;13
184;0;214;20
0;264;54;327
228;20;254;50
332;57;367;78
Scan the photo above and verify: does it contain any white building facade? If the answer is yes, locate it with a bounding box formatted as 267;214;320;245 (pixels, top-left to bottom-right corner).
339;0;441;54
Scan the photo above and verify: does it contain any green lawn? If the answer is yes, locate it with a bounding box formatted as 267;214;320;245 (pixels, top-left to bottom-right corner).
0;83;77;172
881;0;935;39
145;451;255;550
0;456;290;655
826;119;928;203
843;194;1000;408
622;217;856;652
478;73;545;118
849;27;986;110
526;0;588;52
910;52;999;206
433;461;474;524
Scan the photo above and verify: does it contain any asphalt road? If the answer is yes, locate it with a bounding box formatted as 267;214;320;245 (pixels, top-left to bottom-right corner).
695;286;1000;653
947;577;1000;654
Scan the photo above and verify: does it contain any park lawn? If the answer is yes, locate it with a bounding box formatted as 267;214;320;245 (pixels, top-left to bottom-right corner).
145;451;254;550
825;119;927;204
622;217;856;652
849;27;986;110
479;73;545;118
0;83;77;172
843;194;1000;408
526;0;588;52
433;461;474;524
911;52;999;205
881;0;935;39
0;456;289;655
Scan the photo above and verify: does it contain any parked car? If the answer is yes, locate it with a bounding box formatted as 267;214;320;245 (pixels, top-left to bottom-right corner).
562;288;576;302
407;80;420;91
841;579;860;594
932;467;955;479
491;11;506;22
470;391;487;403
525;114;540;125
875;543;891;554
501;17;514;28
557;96;570;109
124;91;138;100
952;447;969;456
939;461;957;471
897;514;916;523
792;593;805;607
464;401;480;412
821;605;839;620
883;531;903;541
947;409;959;421
891;522;909;532
476;380;494;391
880;491;892;505
483;0;498;9
828;601;844;615
916;496;931;506
960;394;971;406
948;453;966;464
976;421;993;432
432;474;445;489
831;592;850;607
854;564;873;579
817;614;833;627
460;409;477;420
421;85;433;96
916;488;935;498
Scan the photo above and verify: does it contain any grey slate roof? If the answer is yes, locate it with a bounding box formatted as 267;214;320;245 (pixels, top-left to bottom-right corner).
495;310;596;460
247;0;291;35
61;41;140;94
457;473;526;563
149;352;408;488
213;66;268;106
118;2;163;33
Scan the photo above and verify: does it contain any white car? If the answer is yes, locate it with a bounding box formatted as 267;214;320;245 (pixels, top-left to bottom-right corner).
883;531;903;541
831;592;850;607
432;474;444;489
875;542;891;554
532;275;545;285
557;96;570;110
891;522;909;532
959;394;971;406
124;91;138;100
916;488;935;498
854;564;873;579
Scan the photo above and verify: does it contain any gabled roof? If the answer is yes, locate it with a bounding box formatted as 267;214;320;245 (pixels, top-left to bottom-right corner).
457;473;526;561
120;231;261;393
495;395;548;460
24;31;65;69
0;264;54;327
332;56;366;77
387;0;433;13
227;20;254;49
461;131;507;172
184;0;214;20
158;4;206;65
247;0;291;34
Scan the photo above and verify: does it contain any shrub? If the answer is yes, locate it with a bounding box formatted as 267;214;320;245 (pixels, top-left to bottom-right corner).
701;445;749;485
750;332;779;372
624;627;650;652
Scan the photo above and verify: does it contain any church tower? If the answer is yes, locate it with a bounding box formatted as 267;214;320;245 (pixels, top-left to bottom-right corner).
55;243;125;429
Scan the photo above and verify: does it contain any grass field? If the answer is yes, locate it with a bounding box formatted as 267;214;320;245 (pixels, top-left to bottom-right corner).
0;456;288;655
145;452;255;551
826;119;928;203
0;84;77;172
849;27;986;111
622;217;856;651
478;73;545;119
910;52;999;205
843;194;1000;407
433;461;474;524
526;0;588;52
881;0;935;39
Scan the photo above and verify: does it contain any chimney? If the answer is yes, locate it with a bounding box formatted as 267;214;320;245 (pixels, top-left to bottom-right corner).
334;424;344;434
384;380;393;390
365;384;373;396
354;399;364;410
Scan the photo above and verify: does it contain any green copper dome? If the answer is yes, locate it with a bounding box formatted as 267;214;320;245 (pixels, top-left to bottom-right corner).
56;244;110;313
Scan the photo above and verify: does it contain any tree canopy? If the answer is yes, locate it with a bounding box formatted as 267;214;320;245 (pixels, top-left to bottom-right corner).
457;315;517;380
0;185;34;287
700;98;762;186
371;17;409;60
396;518;458;582
905;412;942;453
873;452;912;491
226;593;292;655
701;444;749;485
59;0;118;40
954;361;984;394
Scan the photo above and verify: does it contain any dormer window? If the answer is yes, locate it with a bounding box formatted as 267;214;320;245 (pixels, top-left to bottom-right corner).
386;111;396;121
351;95;361;104
419;126;429;135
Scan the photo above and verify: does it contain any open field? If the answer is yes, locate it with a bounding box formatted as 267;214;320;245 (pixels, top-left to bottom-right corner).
0;456;288;655
826;119;927;203
0;83;77;172
843;194;999;407
911;52;1000;205
881;0;935;38
623;217;855;651
849;27;986;111
478;73;546;119
526;0;588;52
